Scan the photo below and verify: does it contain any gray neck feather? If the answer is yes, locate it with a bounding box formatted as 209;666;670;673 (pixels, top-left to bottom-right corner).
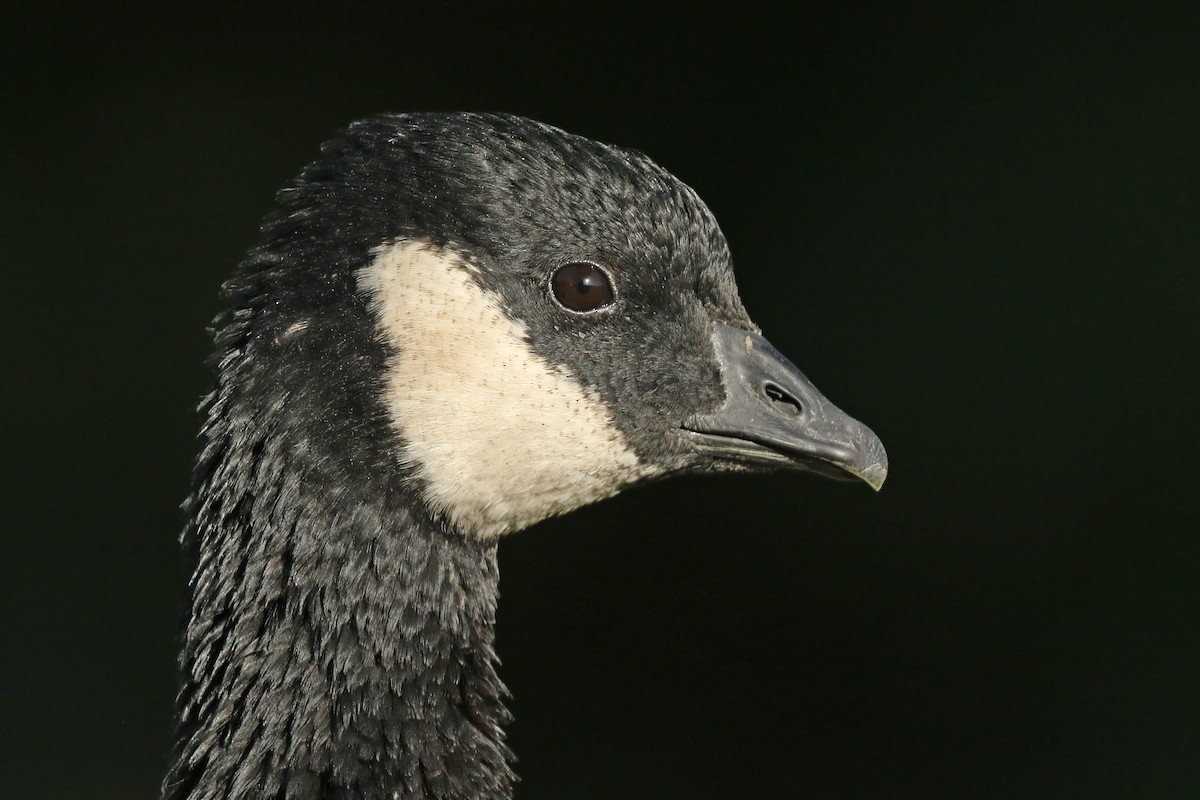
164;371;515;800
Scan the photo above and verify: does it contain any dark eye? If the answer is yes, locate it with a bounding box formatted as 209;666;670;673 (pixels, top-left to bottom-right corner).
550;262;615;313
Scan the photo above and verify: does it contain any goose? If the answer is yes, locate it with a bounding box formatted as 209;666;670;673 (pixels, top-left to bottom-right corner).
163;112;887;800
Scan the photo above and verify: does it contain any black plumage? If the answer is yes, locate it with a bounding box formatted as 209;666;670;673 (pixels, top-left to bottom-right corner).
165;113;885;800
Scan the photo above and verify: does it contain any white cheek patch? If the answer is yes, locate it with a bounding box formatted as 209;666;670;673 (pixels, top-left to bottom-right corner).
358;240;659;539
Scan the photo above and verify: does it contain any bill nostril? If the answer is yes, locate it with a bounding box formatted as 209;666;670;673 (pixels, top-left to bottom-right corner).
763;382;803;416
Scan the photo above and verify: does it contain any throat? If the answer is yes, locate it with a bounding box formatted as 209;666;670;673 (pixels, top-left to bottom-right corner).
166;473;515;800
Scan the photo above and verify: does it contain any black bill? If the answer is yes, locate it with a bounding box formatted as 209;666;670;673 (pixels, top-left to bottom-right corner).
681;324;888;490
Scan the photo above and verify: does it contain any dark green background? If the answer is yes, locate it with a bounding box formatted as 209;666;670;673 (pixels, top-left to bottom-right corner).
6;3;1198;798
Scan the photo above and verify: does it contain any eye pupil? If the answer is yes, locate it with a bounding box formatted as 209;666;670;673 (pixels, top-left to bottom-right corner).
551;262;614;313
